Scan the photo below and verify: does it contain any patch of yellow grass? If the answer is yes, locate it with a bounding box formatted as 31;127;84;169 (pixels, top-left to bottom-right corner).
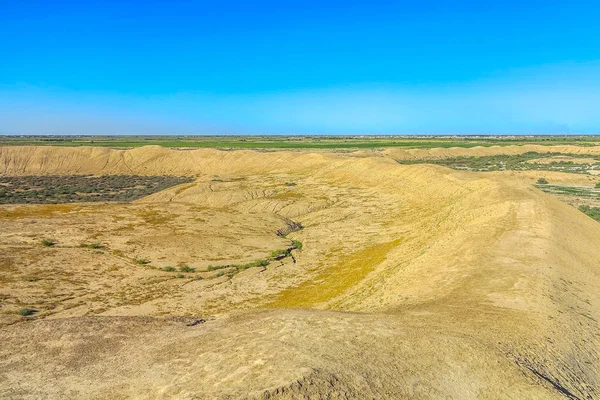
268;238;402;308
0;204;78;219
136;210;175;225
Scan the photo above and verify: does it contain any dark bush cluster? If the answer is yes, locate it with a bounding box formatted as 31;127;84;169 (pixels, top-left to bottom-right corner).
179;265;196;273
19;308;37;316
0;175;193;204
41;239;56;247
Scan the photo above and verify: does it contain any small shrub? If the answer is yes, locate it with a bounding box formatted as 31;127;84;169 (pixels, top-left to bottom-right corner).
19;308;37;316
270;249;290;259
41;239;56;247
255;259;270;267
161;266;176;272
285;182;297;186
595;182;600;189
179;265;196;273
134;258;151;265
237;259;270;270
537;178;549;184
291;239;303;250
176;273;185;278
215;271;224;277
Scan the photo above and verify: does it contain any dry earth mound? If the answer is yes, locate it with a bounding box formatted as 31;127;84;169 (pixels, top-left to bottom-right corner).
0;146;598;399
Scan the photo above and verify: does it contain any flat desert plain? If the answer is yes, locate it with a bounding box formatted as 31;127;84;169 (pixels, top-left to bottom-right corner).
0;145;599;399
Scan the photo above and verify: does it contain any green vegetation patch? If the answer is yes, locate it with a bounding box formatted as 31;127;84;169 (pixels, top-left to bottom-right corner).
203;238;303;278
579;205;600;221
398;152;600;174
1;135;600;149
0;175;193;204
19;308;38;316
179;265;196;273
535;185;600;198
533;183;600;223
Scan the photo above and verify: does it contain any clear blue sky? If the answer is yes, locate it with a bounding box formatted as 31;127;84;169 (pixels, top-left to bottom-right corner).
1;0;599;134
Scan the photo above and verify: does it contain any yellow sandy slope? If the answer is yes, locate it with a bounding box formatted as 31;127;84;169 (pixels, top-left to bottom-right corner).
0;146;598;399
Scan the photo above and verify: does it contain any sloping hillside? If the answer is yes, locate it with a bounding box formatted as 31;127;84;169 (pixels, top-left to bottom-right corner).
0;146;598;399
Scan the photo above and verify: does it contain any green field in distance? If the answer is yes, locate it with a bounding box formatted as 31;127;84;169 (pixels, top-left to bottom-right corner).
1;135;599;149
